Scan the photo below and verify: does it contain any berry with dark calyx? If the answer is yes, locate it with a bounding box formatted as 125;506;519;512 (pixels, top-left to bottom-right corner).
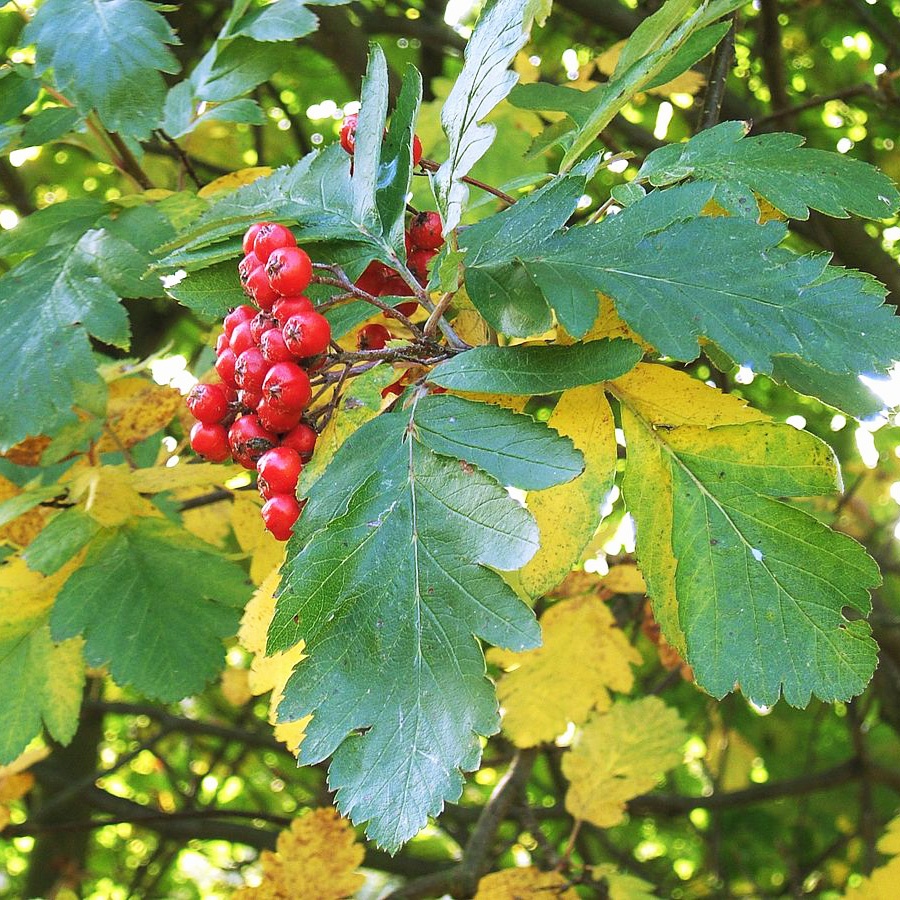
230;320;255;357
339;114;358;154
409;211;444;250
257;446;303;495
244;266;279;310
190;422;231;462
282;310;332;358
259;328;295;363
408;248;436;286
281;422;317;461
253;223;297;264
228;415;277;469
234;347;270;392
224;305;257;339
186;382;229;424
261;494;303;542
262;361;312;413
412;134;423;167
257;398;303;434
238;388;263;412
238;253;261;284
215;332;229;355
272;295;314;326
242;222;264;256
250;311;278;345
215;348;238;388
357;323;391;351
266;246;313;296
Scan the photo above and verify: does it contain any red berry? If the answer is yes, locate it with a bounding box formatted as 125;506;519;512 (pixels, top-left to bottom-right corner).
234;348;270;392
238;388;263;411
393;301;419;318
190;422;231;462
412;134;423;167
224;305;256;339
257;398;303;433
357;323;391;351
408;248;436;285
238;252;261;284
258;478;277;502
409;211;444;250
381;378;405;399
250;311;278;345
379;275;414;297
186;383;229;424
272;295;314;326
215;332;229;355
257;447;303;494
355;261;391;296
242;223;264;256
340;114;358;154
281;423;317;461
282;311;332;358
228;415;277;468
253;223;297;264
215;348;238;388
244;266;279;310
259;328;294;363
262;362;312;413
230;320;255;356
261;494;302;542
266;246;313;296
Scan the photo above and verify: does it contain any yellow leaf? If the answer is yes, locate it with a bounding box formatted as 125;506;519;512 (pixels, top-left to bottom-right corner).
232;494;285;585
581;294;652;353
489;594;641;747
176;484;232;547
95;376;182;452
0;475;48;548
596;39;706;96
589;864;657;900
520;386;616;598
0;755;39;833
0;554;82;640
563;696;687;828
705;719;757;792
843;816;900;898
600;564;646;595
198;166;273;199
474;867;578;899
238;569;308;754
221;667;253;707
235;808;365;900
65;464;159;527
451;308;493;346
130;461;227;494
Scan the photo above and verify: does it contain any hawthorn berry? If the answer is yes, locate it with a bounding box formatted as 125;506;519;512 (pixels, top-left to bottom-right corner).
380;275;414;297
281;422;317;461
261;493;303;541
358;323;391;351
282;311;331;358
259;328;294;363
339;114;358;154
224;305;256;339
238;388;263;412
412;134;423;167
257;447;303;495
234;348;270;392
257;398;303;433
243;266;279;310
250;311;278;345
409;211;443;250
242;222;264;256
262;361;312;413
186;383;229;424
272;295;314;326
228;415;277;468
215;348;238;388
253;223;297;263
266;246;313;296
393;301;419;318
215;332;229;355
190;422;231;462
230;320;255;357
238;253;260;284
408;248;436;286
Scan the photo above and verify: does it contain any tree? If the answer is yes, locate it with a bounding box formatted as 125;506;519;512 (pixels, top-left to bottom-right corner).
2;0;900;896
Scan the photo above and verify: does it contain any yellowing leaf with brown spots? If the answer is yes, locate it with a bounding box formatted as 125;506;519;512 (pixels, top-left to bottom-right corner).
232;494;285;585
233;808;364;900
130;461;227;494
0;746;48;831
610;362;880;708
520;386;617;598
1;436;50;466
95;377;182;452
198;166;273;200
843;816;900;899
563;696;687;828
65;464;159;527
474;867;578;899
489;594;641;747
0;476;48;548
238;568;308;754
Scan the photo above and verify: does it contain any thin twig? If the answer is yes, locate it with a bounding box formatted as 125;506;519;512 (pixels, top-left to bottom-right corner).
697;17;737;132
157;129;203;189
418;157;517;205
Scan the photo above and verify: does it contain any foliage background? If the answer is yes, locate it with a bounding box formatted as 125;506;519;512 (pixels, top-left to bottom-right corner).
3;0;900;897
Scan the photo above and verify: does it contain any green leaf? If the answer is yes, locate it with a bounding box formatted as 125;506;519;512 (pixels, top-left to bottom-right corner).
231;0;349;42
614;364;880;707
51;518;249;701
533;183;900;380
0;199;107;257
429;340;643;395
638;121;900;220
771;357;886;419
352;45;390;233
162;81;265;138
20;106;82;145
412;394;584;490
0;67;39;121
0;233;131;452
24;509;101;576
434;0;546;231
644;22;731;90
271;410;542;850
191;37;282;103
24;0;180;139
614;0;693;77
165;259;247;320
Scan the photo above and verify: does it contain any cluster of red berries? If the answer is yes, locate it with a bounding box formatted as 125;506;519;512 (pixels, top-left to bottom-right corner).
186;222;332;541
